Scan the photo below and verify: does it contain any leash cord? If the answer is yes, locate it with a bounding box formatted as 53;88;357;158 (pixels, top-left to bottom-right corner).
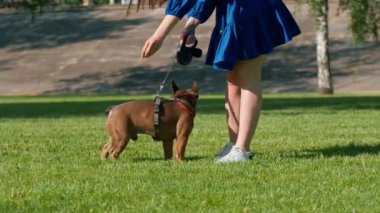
155;54;176;97
156;68;170;96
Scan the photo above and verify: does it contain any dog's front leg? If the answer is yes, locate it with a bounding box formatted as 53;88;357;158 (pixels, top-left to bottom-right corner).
175;135;189;161
162;140;173;160
175;118;194;161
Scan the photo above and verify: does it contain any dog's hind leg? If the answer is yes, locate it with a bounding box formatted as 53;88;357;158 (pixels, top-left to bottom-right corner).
162;140;174;160
101;137;112;159
105;115;131;160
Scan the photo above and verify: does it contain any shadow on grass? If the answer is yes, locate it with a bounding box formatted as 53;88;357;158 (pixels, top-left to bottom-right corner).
132;155;208;162
280;143;380;158
0;95;379;118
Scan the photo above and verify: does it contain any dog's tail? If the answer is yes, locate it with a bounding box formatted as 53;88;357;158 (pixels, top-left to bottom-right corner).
105;105;114;116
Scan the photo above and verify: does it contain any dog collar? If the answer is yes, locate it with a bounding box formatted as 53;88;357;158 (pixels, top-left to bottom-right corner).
174;98;195;116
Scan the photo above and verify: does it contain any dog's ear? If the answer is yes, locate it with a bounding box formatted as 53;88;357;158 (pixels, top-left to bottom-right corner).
192;81;199;93
172;80;179;93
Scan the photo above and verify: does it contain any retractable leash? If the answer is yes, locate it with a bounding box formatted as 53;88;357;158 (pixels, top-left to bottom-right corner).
176;35;203;65
155;61;173;97
153;36;202;136
153;55;176;137
155;35;203;96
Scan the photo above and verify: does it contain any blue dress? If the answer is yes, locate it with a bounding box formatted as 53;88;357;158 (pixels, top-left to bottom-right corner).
166;0;301;71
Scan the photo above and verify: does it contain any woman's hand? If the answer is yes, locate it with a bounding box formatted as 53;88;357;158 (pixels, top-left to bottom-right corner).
141;15;180;59
141;35;163;58
180;17;201;44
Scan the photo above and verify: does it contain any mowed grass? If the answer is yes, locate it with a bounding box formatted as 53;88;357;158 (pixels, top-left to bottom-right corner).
0;93;379;212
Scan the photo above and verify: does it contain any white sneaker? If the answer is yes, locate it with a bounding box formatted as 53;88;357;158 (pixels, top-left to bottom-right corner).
216;145;253;163
213;142;234;160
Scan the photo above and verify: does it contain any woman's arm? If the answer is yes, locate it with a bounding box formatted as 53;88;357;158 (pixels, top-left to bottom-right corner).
180;17;201;43
165;0;197;19
187;0;216;24
141;15;179;58
141;0;198;58
180;0;215;43
141;0;216;58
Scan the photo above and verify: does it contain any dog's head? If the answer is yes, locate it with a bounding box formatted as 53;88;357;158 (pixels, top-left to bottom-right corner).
172;80;199;108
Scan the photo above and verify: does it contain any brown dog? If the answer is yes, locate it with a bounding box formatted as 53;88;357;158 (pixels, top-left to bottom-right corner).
101;80;199;161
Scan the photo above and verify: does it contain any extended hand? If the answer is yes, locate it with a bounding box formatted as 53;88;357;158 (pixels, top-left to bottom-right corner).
141;35;163;58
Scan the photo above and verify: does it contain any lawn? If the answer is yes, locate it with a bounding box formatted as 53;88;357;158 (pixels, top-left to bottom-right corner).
0;93;379;212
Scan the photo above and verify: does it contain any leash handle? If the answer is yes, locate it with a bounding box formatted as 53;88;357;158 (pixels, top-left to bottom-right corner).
176;35;202;65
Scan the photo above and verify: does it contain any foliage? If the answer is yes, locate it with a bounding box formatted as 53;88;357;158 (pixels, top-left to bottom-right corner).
306;0;327;18
93;0;109;5
0;94;379;211
305;0;379;42
339;0;379;41
59;0;82;6
14;0;52;20
7;0;377;42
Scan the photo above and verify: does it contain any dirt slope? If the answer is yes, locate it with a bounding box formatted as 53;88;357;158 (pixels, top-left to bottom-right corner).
0;3;379;95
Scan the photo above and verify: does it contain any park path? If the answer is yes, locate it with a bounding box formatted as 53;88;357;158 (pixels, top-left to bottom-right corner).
0;3;379;95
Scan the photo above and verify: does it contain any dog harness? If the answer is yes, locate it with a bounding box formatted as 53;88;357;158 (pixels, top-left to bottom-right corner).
174;98;195;115
153;96;195;137
153;96;162;137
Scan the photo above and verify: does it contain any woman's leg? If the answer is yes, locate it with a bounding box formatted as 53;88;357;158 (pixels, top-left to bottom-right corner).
234;55;266;151
223;55;265;147
225;65;242;143
216;55;265;161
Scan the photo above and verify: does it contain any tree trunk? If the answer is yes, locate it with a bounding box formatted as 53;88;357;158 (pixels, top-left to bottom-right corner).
83;0;93;6
316;0;333;94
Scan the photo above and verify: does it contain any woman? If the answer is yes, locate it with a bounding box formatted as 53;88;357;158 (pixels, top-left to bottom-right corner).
141;0;301;162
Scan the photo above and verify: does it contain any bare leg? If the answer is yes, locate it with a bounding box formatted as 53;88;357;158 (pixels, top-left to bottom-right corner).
227;56;265;151
225;67;241;143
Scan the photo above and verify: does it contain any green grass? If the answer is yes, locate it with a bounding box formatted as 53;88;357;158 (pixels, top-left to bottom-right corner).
0;93;379;212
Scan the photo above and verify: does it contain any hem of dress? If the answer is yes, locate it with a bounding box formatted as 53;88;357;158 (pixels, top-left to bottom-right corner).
206;33;300;72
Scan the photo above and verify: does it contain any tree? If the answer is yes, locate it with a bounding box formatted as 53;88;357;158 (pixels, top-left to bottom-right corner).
339;0;379;42
307;0;333;94
305;0;379;94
